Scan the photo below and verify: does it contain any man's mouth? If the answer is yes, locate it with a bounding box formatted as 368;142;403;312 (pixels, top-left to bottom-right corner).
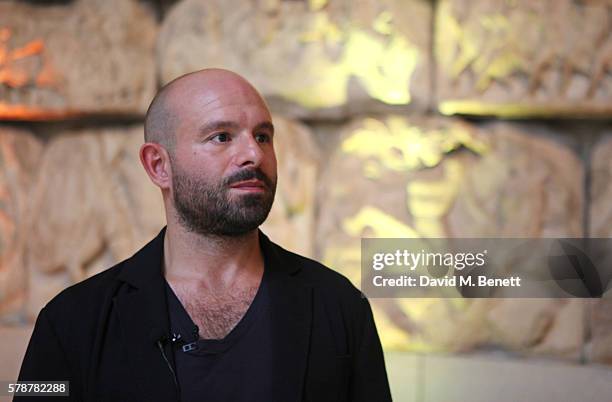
229;179;266;192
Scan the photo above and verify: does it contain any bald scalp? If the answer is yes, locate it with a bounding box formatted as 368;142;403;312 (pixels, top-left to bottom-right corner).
144;70;203;152
144;68;267;153
144;80;178;153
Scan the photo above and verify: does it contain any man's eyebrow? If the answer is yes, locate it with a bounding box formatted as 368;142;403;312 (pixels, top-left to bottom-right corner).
254;121;274;134
199;120;240;134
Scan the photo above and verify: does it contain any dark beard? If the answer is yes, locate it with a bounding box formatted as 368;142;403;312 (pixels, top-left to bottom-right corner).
171;160;276;237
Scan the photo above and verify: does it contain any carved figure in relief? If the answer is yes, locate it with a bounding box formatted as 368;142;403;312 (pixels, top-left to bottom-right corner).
0;27;58;90
443;0;612;98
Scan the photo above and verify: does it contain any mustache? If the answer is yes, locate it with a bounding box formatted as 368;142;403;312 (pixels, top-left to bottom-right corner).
224;168;274;188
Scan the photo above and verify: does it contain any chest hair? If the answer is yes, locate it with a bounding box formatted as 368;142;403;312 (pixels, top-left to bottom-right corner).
174;285;259;340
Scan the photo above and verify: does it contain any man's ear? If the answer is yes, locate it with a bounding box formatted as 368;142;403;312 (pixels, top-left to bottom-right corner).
139;142;172;190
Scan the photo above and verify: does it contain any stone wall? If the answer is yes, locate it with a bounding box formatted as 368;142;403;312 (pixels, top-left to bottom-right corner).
1;0;611;369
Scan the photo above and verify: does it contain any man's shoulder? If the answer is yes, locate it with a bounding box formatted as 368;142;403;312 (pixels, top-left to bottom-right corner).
42;227;166;321
269;242;372;328
42;259;127;322
270;242;362;300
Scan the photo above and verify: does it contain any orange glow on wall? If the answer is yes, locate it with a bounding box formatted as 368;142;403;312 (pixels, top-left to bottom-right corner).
0;103;81;121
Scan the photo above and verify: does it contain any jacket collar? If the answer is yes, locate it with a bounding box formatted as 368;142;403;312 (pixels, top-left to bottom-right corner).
116;225;166;289
112;226;311;402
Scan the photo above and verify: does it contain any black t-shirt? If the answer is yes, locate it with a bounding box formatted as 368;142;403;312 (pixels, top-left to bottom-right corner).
164;263;273;402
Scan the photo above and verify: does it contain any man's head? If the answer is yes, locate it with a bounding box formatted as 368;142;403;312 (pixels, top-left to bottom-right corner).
141;69;277;237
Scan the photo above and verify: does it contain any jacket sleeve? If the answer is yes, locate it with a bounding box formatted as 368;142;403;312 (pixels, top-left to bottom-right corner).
350;297;393;402
13;307;79;402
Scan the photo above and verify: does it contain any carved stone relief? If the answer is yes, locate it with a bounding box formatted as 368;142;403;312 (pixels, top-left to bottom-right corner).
0;127;43;321
158;0;431;119
261;116;320;257
317;116;584;358
24;126;165;319
0;0;157;119
587;134;612;363
437;0;612;117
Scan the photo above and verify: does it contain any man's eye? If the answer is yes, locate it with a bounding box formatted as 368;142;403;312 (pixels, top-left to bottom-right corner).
211;132;230;143
255;133;271;143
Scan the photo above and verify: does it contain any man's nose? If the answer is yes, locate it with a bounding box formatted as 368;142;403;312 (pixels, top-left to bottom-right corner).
233;133;264;167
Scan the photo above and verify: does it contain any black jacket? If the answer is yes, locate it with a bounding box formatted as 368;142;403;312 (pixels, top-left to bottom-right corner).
16;227;391;402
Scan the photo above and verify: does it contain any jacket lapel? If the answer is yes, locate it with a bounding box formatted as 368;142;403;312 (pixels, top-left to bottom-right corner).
260;233;313;402
113;227;179;402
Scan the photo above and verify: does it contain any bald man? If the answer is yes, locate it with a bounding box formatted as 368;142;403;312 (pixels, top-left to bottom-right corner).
15;69;391;402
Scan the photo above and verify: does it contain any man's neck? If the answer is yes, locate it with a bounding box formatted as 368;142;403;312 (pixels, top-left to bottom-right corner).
162;222;264;292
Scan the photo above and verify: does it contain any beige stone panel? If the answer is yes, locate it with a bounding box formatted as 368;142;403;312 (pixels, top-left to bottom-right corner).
158;0;431;119
260;116;320;258
591;135;612;238
588;135;612;364
447;122;583;238
436;0;612;117
24;126;164;319
589;298;612;364
0;127;43;321
531;299;585;358
487;298;584;358
446;124;584;359
0;325;33;385
0;0;157;119
316;116;584;360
